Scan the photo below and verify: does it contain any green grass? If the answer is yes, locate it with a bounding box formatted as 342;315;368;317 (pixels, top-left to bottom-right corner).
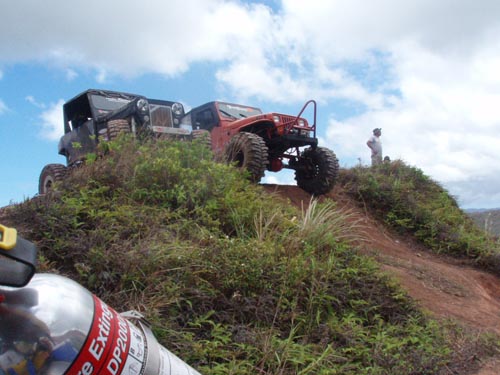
338;160;500;275
3;138;499;374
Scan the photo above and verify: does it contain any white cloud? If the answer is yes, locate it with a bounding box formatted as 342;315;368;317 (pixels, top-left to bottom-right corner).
65;68;78;81
0;70;5;114
325;41;500;208
0;99;7;114
96;68;108;84
451;176;500;208
26;95;46;109
39;100;64;141
0;0;275;78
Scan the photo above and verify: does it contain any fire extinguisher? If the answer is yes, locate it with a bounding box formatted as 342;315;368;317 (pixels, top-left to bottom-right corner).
0;224;202;375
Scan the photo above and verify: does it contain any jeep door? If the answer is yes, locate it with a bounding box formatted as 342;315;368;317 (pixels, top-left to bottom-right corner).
59;118;97;165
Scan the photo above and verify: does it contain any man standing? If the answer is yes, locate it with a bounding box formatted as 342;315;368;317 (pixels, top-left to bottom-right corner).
367;128;382;166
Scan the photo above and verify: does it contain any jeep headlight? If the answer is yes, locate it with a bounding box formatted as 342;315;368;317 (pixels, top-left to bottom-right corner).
172;102;184;117
137;98;149;113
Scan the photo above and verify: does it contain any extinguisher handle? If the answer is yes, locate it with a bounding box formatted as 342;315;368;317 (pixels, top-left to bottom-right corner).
0;224;37;287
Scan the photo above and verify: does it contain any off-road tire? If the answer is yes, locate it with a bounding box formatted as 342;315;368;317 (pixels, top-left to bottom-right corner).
224;132;268;183
294;147;339;195
192;129;212;149
106;119;131;140
39;164;67;195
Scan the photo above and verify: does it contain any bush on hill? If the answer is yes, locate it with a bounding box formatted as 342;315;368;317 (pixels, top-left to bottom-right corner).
338;160;500;275
3;138;497;374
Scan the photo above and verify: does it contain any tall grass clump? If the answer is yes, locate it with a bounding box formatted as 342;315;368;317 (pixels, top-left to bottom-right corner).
3;137;495;374
338;160;500;274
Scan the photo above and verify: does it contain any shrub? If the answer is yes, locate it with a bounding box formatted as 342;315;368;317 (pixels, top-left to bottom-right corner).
338;160;500;274
3;139;495;374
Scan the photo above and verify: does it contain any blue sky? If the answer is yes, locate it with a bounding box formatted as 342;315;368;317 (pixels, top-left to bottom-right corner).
2;0;500;209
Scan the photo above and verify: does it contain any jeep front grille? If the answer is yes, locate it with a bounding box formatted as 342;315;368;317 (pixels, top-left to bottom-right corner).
149;104;173;128
281;115;296;127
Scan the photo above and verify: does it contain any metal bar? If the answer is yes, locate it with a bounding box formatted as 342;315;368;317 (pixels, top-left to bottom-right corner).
294;100;317;137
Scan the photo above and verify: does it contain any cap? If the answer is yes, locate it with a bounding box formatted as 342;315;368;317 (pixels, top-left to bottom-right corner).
373;128;382;133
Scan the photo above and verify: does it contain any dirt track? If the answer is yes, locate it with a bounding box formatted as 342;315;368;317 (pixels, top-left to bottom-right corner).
264;184;500;375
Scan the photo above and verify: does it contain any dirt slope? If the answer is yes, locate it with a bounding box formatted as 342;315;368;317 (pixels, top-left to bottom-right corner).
264;184;500;375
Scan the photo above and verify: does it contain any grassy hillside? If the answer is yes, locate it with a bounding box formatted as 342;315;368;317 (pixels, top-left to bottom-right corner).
2;138;498;374
338;161;500;275
468;210;500;237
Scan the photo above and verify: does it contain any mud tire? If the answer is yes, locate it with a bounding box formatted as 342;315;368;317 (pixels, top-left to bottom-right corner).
224;132;268;183
39;164;68;195
106;119;131;140
294;147;339;195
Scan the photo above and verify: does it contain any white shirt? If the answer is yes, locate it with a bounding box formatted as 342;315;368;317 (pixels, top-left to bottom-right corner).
367;135;382;156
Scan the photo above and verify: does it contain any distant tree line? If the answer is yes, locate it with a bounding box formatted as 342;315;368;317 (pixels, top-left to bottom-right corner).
468;209;500;236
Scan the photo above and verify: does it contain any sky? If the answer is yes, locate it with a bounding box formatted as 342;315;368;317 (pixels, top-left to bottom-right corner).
1;0;500;209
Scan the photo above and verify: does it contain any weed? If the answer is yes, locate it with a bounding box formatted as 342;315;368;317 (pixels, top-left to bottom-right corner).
3;139;498;374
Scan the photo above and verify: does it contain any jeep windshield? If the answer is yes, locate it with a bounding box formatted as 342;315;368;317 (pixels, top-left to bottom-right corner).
90;94;134;113
217;102;262;119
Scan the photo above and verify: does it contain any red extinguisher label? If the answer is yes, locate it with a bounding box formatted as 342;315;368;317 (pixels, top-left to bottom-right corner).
66;295;146;375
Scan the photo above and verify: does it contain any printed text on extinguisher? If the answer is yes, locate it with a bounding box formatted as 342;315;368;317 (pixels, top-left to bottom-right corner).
70;296;131;375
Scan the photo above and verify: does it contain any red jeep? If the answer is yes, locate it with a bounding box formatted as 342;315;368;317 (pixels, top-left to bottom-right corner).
182;100;339;195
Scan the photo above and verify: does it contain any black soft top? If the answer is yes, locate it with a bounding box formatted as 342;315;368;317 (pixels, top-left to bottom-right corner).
63;89;178;131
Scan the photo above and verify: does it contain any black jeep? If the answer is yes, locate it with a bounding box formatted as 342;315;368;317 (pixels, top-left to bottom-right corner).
38;89;186;194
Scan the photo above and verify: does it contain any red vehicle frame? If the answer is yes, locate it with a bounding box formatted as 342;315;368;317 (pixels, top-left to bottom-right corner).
183;99;338;195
